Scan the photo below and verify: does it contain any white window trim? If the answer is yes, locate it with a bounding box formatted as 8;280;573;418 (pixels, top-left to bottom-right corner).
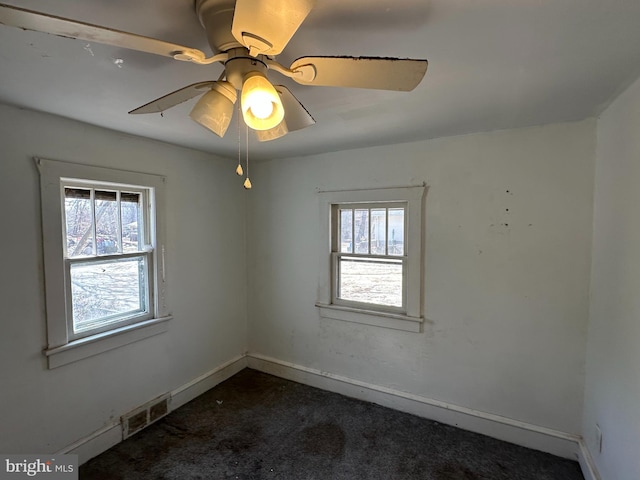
37;158;171;368
316;185;426;332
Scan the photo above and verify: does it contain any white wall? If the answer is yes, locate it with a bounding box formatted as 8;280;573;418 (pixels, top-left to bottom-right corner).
583;75;640;479
0;104;247;453
247;120;595;436
0;99;607;466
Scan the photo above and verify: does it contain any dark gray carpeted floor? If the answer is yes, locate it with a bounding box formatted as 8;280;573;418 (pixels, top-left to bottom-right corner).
80;369;584;479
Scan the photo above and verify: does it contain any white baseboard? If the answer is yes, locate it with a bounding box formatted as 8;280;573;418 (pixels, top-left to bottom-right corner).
56;352;601;480
170;354;247;410
246;353;581;460
57;354;247;465
55;422;122;466
578;440;601;480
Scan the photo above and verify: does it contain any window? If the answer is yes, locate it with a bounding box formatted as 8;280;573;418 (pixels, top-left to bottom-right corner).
37;158;170;368
63;184;152;339
335;204;406;309
316;186;425;332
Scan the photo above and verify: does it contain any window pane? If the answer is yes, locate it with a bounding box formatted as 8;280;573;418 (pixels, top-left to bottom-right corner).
338;256;403;307
121;192;141;253
95;190;119;255
370;208;387;254
340;209;353;253
64;188;94;257
71;256;147;333
354;209;369;254
388;208;405;256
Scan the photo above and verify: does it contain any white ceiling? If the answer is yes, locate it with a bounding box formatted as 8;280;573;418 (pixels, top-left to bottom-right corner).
1;0;640;161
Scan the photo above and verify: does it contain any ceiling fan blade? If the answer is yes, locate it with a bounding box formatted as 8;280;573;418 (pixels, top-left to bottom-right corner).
232;0;316;56
0;3;207;63
256;85;314;142
129;82;215;114
276;85;315;132
290;56;428;91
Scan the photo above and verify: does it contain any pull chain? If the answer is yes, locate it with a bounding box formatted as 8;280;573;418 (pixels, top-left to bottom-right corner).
243;122;252;189
235;101;243;176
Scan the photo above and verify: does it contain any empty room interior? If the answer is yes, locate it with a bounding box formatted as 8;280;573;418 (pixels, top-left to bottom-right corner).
1;0;639;479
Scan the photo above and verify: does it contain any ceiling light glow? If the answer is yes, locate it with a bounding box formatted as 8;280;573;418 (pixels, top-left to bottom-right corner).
241;71;284;131
248;91;274;119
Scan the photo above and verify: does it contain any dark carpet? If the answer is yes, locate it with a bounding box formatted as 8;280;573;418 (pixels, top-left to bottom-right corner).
80;369;584;480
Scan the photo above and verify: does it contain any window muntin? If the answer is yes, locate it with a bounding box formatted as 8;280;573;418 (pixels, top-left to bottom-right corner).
62;182;154;340
333;202;407;312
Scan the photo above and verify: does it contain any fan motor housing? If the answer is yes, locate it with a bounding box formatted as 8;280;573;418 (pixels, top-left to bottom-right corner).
195;0;243;54
224;48;269;90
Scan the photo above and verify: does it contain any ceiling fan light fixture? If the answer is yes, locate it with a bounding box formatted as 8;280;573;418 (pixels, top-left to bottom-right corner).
189;81;237;137
256;120;288;142
0;2;430;167
241;71;284;131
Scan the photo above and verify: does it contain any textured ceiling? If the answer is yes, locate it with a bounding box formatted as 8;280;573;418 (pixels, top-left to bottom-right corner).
1;0;640;161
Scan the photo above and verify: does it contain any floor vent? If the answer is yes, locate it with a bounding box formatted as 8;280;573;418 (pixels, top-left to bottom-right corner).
122;394;170;439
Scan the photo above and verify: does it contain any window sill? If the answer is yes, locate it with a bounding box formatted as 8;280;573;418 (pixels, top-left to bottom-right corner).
315;303;423;332
44;316;172;369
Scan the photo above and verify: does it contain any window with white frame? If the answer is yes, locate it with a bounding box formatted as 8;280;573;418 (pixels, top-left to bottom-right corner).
37;158;170;368
334;203;406;310
63;183;153;339
316;186;425;332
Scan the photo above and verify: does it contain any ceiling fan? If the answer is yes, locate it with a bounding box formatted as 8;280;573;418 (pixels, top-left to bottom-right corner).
0;0;429;143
